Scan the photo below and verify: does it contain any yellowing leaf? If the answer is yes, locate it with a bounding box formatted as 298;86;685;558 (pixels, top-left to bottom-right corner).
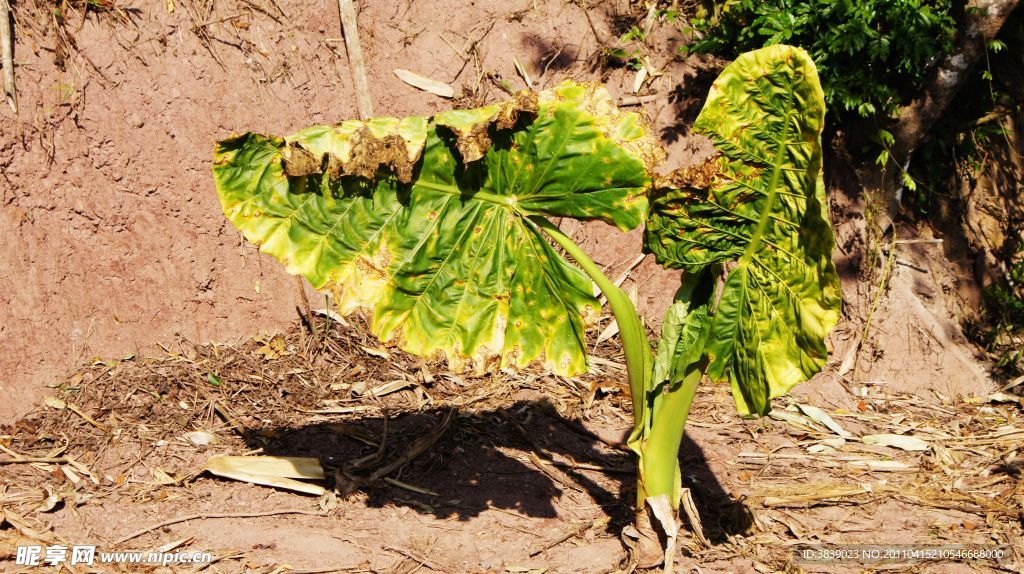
213;82;662;376
646;45;840;415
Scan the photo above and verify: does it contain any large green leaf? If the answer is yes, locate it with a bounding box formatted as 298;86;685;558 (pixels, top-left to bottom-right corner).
645;45;841;415
214;82;663;376
651;268;716;390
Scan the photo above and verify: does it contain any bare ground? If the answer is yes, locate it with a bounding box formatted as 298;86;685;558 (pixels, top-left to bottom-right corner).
2;0;1021;572
0;0;687;423
1;316;1022;573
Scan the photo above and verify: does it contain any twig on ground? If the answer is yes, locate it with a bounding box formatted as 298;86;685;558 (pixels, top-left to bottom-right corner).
337;410;453;495
529;518;608;557
383;477;438;496
680;488;711;548
336;0;372;119
346;412;388;471
59;400;112;434
554;417;631;451
503;413;588;493
0;0;14;112
188;550;245;573
539;42;569;80
191;13;243;28
283;567;366;574
583;3;615;47
761;486;872;508
541;458;632;475
296;275;318;339
620;95;657;106
113;509;326;546
0;457;69;464
212;401;250;434
852;233;897;374
2;509;56;543
527;451;585;493
881;247;929;273
383;545;440;571
367;410;452;482
894;238;943;245
487;72;515;95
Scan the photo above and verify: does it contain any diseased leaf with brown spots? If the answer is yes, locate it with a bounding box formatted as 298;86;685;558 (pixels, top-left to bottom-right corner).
213;81;663;375
645;46;841;415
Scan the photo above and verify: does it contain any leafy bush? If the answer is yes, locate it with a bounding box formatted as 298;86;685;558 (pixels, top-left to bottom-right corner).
686;0;958;118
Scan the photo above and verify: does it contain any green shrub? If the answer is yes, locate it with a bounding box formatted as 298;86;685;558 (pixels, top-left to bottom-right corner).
686;0;958;118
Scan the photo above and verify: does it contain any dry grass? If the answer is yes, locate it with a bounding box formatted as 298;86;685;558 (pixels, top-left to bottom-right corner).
0;308;631;497
1;311;1022;572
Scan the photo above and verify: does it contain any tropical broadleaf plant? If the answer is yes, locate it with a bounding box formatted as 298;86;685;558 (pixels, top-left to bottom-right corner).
645;46;841;416
214;85;660;377
213;45;840;571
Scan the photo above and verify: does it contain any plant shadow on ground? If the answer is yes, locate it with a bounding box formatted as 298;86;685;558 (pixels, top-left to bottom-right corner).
243;400;753;542
2;303;754;554
661;67;720;145
521;34;580;80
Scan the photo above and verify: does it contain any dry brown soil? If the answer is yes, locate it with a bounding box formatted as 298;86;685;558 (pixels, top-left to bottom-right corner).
0;0;692;423
1;0;1021;572
1;319;1022;573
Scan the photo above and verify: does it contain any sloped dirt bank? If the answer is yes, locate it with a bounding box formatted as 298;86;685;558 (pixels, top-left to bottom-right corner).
1;0;688;423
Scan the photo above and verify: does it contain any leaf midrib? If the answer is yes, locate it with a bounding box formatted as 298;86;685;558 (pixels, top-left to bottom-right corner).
736;83;797;269
415;180;516;210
